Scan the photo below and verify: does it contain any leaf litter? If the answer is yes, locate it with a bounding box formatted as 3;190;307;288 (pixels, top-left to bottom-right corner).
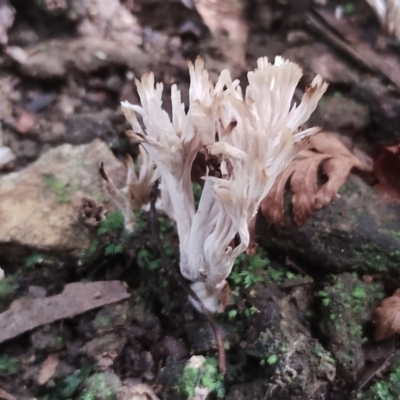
373;288;400;341
260;132;372;226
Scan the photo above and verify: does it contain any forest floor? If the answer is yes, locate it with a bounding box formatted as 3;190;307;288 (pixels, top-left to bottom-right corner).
1;0;400;399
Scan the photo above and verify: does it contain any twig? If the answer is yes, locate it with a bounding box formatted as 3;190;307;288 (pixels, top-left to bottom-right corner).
280;277;314;289
354;343;395;393
148;182;227;375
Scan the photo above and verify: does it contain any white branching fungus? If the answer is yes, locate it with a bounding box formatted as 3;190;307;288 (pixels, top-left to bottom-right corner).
365;0;400;39
101;147;159;231
121;57;327;312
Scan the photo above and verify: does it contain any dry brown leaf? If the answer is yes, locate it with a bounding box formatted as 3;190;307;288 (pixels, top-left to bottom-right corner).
260;132;371;226
373;289;400;341
38;354;59;385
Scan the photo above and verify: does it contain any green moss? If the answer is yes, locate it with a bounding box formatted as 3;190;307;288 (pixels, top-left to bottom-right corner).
24;253;50;268
175;357;225;398
350;241;400;274
338;185;348;195
176;365;198;397
43;174;74;203
0;355;18;375
97;211;124;235
0;276;18;297
85;239;100;258
192;182;203;207
93;315;110;329
319;273;384;378
104;243;123;255
359;366;400;400
389;230;400;239
230;250;269;289
342;3;355;14
80;372;121;400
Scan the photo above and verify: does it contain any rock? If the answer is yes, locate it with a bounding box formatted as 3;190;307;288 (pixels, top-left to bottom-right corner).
287;30;312;44
319;273;384;381
161;336;188;360
81;371;122;400
243;285;335;399
64;111;114;145
256;174;400;275
226;380;265;400
0;75;14;120
31;325;65;352
10;37;150;79
185;318;239;353
352;77;400;145
92;301;134;334
10;137;39;160
82;332;127;369
0;139;124;260
310;94;370;134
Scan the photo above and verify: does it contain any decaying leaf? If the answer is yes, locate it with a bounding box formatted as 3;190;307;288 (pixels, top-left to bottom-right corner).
373;144;400;203
260;132;371;226
38;354;59;385
373;288;400;341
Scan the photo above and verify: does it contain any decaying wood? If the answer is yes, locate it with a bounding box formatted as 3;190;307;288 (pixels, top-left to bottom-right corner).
257;174;400;275
0;281;130;344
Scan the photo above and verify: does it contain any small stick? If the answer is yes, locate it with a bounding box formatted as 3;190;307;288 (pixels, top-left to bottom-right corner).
148;182;226;375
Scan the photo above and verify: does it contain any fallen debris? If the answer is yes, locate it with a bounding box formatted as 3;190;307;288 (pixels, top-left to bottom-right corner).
260;132;371;226
7;37;150;79
0;139;124;260
37;354;60;385
118;384;160;400
373;288;400;341
0;281;130;344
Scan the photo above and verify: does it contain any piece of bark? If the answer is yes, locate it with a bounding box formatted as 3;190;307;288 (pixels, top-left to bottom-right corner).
256;174;400;274
0;281;130;344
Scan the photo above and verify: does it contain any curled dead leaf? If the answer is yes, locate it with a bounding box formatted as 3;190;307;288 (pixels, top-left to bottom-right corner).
260;132;372;226
373;288;400;341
